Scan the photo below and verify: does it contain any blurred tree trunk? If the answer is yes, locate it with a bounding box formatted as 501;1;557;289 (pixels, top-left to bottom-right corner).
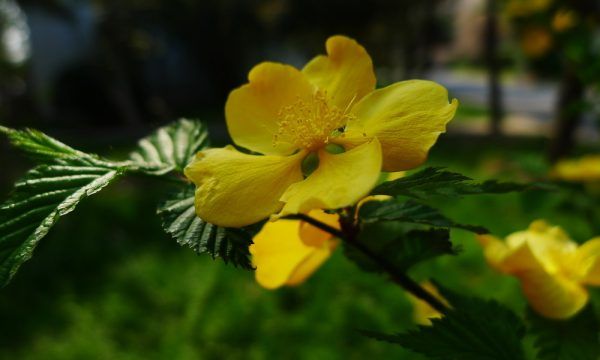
547;64;585;162
484;0;503;136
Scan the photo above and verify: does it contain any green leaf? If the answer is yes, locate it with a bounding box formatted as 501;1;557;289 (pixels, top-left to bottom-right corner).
157;185;255;270
527;305;600;360
0;126;98;163
345;223;457;273
372;167;534;199
0;164;122;288
364;287;526;360
359;198;488;234
129;118;209;174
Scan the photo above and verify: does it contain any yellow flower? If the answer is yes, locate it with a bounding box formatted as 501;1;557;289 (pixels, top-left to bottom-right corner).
520;27;553;58
552;9;577;32
250;210;340;289
408;282;447;325
551;155;600;183
478;220;600;319
184;35;458;227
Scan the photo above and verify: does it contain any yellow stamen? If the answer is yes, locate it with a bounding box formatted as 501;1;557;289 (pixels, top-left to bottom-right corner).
274;90;353;150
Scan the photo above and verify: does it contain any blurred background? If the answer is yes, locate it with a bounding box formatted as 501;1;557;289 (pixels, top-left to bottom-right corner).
0;0;599;359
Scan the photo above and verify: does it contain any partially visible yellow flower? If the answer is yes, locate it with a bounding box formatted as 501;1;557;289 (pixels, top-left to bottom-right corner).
408;282;448;325
521;27;553;58
478;220;600;319
551;155;600;183
185;35;457;228
250;210;340;289
552;9;577;32
506;0;552;17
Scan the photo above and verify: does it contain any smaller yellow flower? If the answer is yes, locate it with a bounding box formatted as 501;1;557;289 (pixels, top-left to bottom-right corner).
520;27;553;58
552;9;577;32
551;155;600;183
250;210;340;289
408;282;447;325
478;220;600;319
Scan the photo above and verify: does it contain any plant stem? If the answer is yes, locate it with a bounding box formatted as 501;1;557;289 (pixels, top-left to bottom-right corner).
293;213;449;314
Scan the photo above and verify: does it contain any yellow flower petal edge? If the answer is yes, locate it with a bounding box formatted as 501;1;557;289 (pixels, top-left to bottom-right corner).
408;282;448;326
298;210;340;247
477;220;600;319
250;210;339;289
184;147;304;227
341;80;458;171
277;138;382;218
302;35;376;110
225;62;314;156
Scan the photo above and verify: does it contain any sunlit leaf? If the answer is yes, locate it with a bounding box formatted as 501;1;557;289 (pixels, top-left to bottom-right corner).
157;186;254;269
129;118;209;174
0;164;122;288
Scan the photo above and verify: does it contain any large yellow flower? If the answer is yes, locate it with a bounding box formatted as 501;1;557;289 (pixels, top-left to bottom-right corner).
185;35;457;227
478;220;600;319
250;210;340;289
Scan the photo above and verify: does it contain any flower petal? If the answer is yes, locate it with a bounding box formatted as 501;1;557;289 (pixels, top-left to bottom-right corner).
342;80;458;171
225;62;314;155
184;147;304;227
302;35;376;110
519;268;588;319
575;237;600;285
278;138;382;217
298;210;340;247
250;216;338;289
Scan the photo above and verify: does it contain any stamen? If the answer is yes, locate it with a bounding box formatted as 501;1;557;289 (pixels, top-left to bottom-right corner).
274;91;354;150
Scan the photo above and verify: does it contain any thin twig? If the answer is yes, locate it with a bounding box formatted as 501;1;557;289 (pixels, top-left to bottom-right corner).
291;212;449;314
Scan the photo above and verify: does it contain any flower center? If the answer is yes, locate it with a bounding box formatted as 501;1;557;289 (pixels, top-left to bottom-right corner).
274;90;352;150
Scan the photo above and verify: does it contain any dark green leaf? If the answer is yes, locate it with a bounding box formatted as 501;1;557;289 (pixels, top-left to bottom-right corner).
345;222;457;273
157;186;254;269
372;167;534;199
527;305;600;360
129;118;209;174
359;198;488;234
364;287;526;360
0;164;122;288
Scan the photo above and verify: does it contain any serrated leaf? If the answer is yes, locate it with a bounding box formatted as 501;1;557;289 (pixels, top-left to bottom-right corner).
0;164;122;288
129;118;209;174
359;198;488;234
364;287;526;360
527;305;600;360
345;222;457;273
157;186;254;269
372;167;534;199
0;126;97;163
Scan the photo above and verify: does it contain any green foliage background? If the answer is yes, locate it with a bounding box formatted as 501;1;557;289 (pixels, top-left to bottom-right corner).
0;135;598;359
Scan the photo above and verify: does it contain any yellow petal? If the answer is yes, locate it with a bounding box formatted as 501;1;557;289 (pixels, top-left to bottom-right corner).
225;62;314;155
341;80;458;171
184;147;304;227
278;138;382;217
408;282;447;326
519;268;589;319
302;35;375;110
574;237;600;285
250;216;338;289
298;210;340;247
